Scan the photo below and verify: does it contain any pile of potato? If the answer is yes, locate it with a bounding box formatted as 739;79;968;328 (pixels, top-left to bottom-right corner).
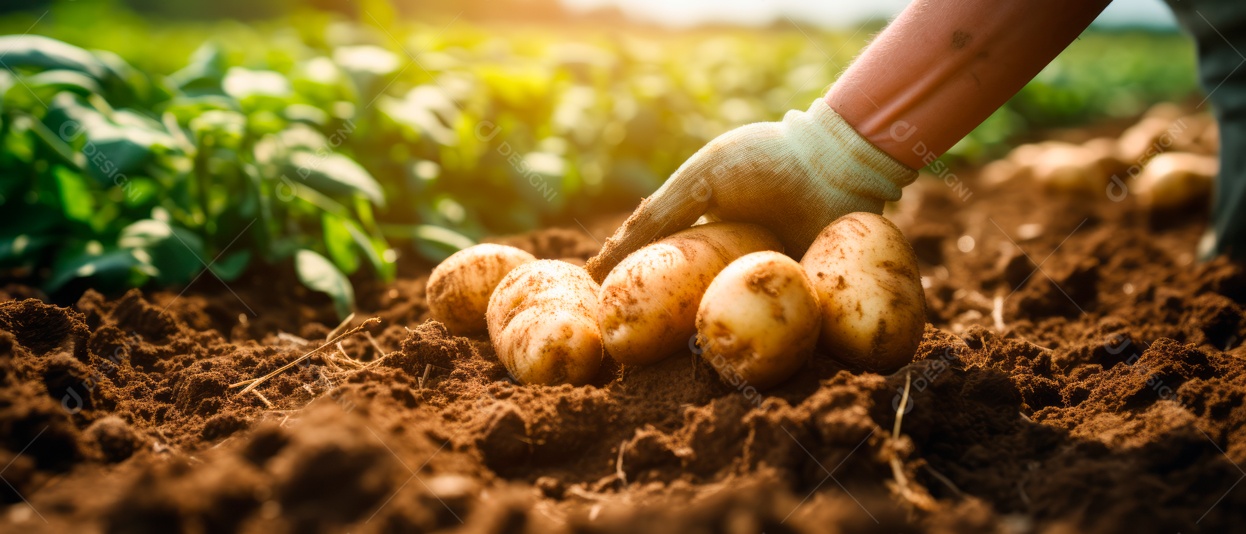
426;214;926;389
982;103;1219;210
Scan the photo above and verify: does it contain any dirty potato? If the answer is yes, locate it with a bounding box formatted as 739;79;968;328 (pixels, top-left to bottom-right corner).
1118;111;1215;161
426;244;536;335
486;260;602;385
696;251;820;389
598;222;782;366
1029;141;1122;193
1134;152;1218;211
800;213;925;373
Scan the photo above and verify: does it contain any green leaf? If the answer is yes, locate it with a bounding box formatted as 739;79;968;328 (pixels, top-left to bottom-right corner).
51;165;94;225
26;114;85;168
0;35;110;81
119;176;160;207
332;45;401;77
294;249;354;320
379;85;460;146
1;116;35;164
284;151;385;207
90;49;145;103
343;219;395;281
222;67;291;99
161;95;241;124
44;247;153;293
288;180;350;218
0;234;53;268
4;70;102;109
43;94;175;184
383;224;475;263
189;109;247;148
87;135;153;184
253;125;329;164
322;213;361;275
118;219;206;286
168;43;226;92
0;68;14;95
209;250;251;282
284;104;329;126
333;45;401;103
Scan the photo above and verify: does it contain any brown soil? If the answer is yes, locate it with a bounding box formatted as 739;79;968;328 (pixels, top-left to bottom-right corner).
3;155;1246;533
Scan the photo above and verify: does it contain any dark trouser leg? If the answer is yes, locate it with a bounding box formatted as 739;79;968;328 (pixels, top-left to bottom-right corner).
1166;0;1246;260
1214;105;1246;259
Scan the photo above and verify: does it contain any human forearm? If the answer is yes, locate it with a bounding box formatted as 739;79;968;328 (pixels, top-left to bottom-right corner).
827;0;1111;169
588;0;1111;278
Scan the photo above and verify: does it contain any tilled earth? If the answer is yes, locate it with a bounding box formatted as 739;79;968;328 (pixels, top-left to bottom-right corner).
3;135;1246;533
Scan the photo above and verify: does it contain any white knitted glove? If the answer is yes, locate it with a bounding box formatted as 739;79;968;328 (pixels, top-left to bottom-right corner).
586;98;917;282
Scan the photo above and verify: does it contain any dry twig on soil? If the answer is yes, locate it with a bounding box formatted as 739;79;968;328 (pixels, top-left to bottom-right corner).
889;371;939;511
230;317;382;396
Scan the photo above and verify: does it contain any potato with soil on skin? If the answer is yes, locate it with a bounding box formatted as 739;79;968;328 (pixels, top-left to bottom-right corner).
1007;141;1063;168
801;212;926;373
597;222;782;366
979;158;1024;186
1133;152;1218;211
426;244;536;335
696;251;820;389
487;260;603;385
1117;110;1214;161
1028;141;1122;193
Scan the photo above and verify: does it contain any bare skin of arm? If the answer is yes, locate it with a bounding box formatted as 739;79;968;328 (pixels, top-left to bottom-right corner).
828;0;1113;169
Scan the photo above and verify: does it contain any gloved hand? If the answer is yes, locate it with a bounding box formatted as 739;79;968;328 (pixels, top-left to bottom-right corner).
585;98;918;282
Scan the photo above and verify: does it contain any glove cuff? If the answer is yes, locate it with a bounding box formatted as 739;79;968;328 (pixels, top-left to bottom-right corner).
781;98;917;203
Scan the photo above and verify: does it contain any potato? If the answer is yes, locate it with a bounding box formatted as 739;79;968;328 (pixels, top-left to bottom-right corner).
1083;137;1122;164
1117;114;1212;163
1196;120;1220;155
1134;152;1218;211
1029;142;1121;193
598;222;782;366
696;251;820;389
426;244;536;335
1144;101;1184;121
800;213;925;373
979;159;1025;187
487;260;602;385
1007;141;1062;168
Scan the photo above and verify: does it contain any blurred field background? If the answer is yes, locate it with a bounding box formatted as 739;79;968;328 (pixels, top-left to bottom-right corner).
0;0;1200;315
